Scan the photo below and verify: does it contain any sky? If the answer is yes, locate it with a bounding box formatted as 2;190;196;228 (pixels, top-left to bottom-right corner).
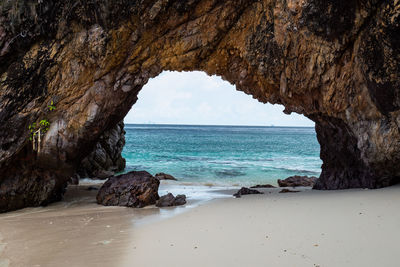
124;71;314;127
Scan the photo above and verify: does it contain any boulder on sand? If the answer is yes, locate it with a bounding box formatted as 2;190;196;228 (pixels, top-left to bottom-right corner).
156;193;187;207
97;171;159;208
233;187;263;198
277;176;317;187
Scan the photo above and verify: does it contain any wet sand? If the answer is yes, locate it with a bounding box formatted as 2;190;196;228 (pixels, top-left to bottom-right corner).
0;182;228;267
0;185;157;267
1;184;399;266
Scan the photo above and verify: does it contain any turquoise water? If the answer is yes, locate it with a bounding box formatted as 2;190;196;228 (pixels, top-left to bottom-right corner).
122;124;322;187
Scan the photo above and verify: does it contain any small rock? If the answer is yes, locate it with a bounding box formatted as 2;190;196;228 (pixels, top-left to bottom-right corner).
277;175;317;187
155;172;177;181
156;193;186;207
279;189;300;193
250;184;276;189
174;194;187;206
233;187;263;198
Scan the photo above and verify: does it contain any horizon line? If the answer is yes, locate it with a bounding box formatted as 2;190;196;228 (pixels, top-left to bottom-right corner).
123;122;315;128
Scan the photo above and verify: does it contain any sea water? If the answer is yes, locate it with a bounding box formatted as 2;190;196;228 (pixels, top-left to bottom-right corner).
122;124;321;187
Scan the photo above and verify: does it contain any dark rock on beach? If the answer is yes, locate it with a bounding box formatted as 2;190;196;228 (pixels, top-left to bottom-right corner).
233;187;263;198
279;189;300;193
155;173;177;181
96;171;159;208
250;184;276;189
278;176;318;187
156;193;186;207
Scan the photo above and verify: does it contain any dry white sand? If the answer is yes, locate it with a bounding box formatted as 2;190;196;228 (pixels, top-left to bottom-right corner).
123;186;400;267
0;184;399;267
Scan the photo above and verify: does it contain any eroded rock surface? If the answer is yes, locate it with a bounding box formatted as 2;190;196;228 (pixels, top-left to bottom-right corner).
0;0;399;211
96;171;159;208
77;121;126;179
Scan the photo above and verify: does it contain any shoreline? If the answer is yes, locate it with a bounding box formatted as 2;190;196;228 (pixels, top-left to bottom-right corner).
1;184;399;266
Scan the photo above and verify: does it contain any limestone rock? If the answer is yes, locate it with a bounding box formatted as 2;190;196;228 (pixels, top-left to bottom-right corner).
0;0;399;212
77;121;126;179
278;176;318;187
156;193;186;207
96;171;160;208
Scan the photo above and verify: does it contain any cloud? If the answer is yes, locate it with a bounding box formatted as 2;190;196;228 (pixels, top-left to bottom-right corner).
124;71;315;127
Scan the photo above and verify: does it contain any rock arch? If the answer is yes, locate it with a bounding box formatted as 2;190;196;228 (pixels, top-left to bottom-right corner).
0;0;399;212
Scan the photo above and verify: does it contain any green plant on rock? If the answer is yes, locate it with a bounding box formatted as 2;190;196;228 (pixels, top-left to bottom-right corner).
47;100;56;111
29;100;56;152
29;119;50;152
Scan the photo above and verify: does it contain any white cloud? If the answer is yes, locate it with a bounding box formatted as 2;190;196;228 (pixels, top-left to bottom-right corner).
124;71;315;127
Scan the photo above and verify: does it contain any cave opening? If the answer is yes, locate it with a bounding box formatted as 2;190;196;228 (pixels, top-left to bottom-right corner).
0;0;398;215
79;71;322;187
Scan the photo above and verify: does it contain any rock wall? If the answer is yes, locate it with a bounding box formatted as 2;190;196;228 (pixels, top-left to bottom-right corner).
0;0;399;212
77;121;126;179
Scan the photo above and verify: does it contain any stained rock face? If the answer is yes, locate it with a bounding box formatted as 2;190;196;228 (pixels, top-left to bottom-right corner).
96;171;160;208
77;121;126;179
278;176;318;187
0;0;399;211
0;162;68;213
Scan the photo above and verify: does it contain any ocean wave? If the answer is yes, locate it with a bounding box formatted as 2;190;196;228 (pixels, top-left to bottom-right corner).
215;169;246;177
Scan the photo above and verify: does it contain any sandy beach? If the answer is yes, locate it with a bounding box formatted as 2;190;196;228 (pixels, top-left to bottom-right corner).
0;184;399;267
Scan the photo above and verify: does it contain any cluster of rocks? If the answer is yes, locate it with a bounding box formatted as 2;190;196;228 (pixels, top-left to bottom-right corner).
97;172;317;205
93;165;318;206
156;193;186;207
233;176;318;197
96;171;185;208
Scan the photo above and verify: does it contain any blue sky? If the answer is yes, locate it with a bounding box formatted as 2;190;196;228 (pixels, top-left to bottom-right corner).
124;71;314;127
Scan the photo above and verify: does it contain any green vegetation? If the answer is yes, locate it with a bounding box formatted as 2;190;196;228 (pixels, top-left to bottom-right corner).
28;100;56;152
47;100;56;111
